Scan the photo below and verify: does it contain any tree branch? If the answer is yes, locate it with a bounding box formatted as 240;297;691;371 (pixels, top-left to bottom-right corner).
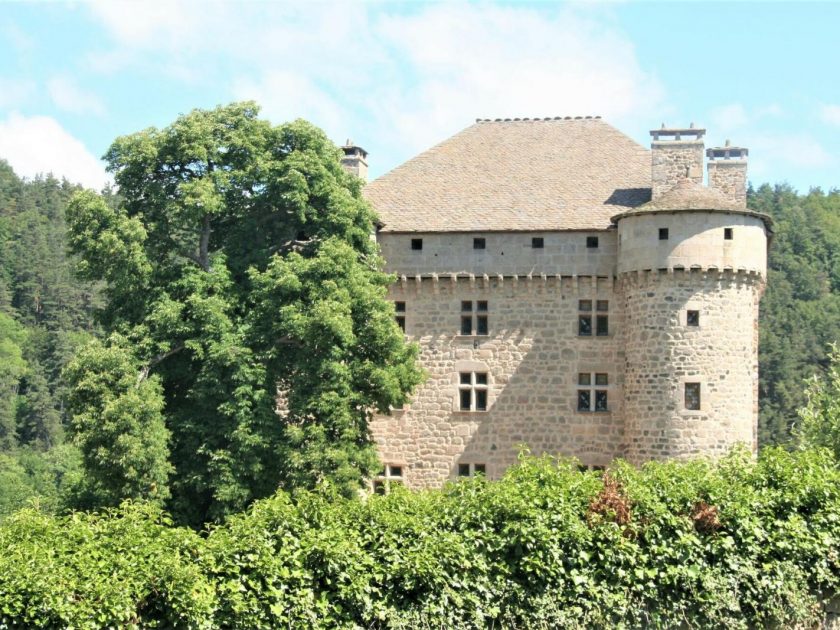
136;343;185;387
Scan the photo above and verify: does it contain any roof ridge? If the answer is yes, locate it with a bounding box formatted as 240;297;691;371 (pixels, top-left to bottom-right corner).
474;115;602;122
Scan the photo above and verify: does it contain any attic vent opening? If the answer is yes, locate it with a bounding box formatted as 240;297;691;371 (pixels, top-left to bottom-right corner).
532;237;544;249
586;236;599;249
411;238;423;250
473;237;486;250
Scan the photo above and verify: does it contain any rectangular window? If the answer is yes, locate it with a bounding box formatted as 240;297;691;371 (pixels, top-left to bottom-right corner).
586;236;599;249
596;315;609;336
578;372;609;412
373;464;404;495
724;228;733;240
685;382;701;410
687;310;700;327
458;371;489;412
473;237;486;250
659;227;669;240
460;301;489;336
411;238;423;250
532;237;544;249
394;301;406;332
458;463;487;478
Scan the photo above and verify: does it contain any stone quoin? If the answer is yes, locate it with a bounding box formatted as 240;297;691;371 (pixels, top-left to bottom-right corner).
341;117;771;491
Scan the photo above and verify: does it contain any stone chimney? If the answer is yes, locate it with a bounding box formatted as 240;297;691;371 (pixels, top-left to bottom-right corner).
340;140;368;181
706;141;748;209
650;124;705;200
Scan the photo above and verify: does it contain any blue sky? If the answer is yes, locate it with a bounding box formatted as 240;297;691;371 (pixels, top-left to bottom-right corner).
1;1;838;193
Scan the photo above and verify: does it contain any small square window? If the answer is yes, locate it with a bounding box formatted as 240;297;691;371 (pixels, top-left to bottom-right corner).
474;463;486;475
586;236;599;249
724;228;733;240
687;310;700;326
475;372;488;386
596;315;609;336
532;237;544;249
411;238;423;250
389;465;403;477
577;390;591;411
461;301;473;312
595;391;608;412
372;480;386;495
685;383;701;410
458;463;470;477
596;300;609;312
460;372;471;385
473;237;486;250
595;373;608;386
659;227;669;240
476;301;488;312
579;315;592;336
395;301;406;312
579;300;592;312
578;373;591;386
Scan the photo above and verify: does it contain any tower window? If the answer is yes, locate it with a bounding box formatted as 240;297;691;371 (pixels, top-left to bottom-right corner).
685;383;701;410
473;237;486;250
458;371;489;411
687;310;700;327
411;238;423;250
586;236;599;249
460;300;488;336
578;372;609;412
659;227;669;240
394;301;406;332
372;464;404;495
578;300;592;336
724;228;733;240
532;237;544;249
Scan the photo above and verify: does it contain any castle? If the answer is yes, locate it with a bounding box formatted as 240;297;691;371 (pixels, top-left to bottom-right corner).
341;117;772;491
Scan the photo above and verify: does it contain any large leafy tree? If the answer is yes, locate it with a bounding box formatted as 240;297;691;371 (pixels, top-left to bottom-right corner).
66;102;421;524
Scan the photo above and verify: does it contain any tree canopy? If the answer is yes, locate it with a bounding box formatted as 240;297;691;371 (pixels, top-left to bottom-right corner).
65;102;422;524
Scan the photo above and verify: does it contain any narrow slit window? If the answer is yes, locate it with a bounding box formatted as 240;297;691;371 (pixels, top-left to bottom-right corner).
724;228;733;240
411;238;423;250
473;237;486;250
532;237;544;249
687;310;700;327
685;383;701;410
659;227;669;240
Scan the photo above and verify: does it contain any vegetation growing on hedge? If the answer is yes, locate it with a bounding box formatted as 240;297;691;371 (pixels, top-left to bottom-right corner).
1;446;838;629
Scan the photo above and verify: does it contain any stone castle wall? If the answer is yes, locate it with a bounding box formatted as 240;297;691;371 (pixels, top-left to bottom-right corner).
371;275;624;488
621;269;762;463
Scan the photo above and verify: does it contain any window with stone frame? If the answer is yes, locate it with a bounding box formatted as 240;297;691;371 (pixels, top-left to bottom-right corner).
460;300;489;336
579;300;609;336
457;462;487;477
686;309;700;327
577;372;609;412
394;301;406;332
458;371;489;411
685;382;701;410
372;464;404;495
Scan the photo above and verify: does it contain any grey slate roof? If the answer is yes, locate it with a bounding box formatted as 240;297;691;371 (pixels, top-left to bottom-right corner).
364;117;652;233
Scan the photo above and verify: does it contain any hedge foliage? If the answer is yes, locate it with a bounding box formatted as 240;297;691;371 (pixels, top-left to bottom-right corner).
1;447;839;629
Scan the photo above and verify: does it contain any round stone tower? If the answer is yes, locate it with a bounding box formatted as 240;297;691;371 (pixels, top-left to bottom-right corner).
614;126;772;463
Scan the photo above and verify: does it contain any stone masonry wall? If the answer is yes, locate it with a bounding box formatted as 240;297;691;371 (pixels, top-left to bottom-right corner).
651;140;704;199
707;160;748;208
370;275;624;489
621;269;762;463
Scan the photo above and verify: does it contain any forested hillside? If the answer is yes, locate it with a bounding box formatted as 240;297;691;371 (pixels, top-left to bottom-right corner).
751;184;840;446
0;155;837;517
0;160;100;513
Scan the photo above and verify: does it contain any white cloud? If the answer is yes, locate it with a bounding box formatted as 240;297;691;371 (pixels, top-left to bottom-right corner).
820;103;840;127
746;133;834;179
0;113;109;189
47;77;106;115
710;104;748;133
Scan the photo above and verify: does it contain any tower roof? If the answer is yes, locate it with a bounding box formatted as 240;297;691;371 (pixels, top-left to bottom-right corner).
365;117;651;233
610;178;773;228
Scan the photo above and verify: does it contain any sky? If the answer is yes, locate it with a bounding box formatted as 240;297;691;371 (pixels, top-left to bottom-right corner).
1;1;839;193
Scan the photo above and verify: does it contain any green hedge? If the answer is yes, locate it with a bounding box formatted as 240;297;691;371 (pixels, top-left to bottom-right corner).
1;447;839;628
